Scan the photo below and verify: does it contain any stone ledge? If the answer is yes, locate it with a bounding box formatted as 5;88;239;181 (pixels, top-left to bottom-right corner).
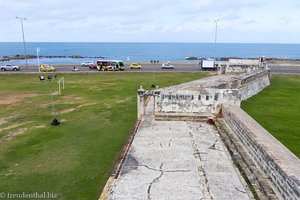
222;104;300;200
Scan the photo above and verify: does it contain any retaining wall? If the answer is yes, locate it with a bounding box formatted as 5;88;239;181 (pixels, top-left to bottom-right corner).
222;105;300;200
239;70;270;100
154;69;270;116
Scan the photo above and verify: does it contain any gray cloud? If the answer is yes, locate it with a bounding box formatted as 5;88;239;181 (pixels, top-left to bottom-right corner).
0;0;299;42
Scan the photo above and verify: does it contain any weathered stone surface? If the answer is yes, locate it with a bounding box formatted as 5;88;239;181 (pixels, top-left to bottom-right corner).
103;61;300;200
154;69;270;116
222;105;300;200
109;99;250;200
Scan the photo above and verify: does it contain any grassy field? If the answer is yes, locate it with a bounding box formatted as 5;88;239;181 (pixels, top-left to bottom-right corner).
241;74;300;158
0;72;209;200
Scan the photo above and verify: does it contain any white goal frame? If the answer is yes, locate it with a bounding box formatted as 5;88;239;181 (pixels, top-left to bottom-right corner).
58;77;65;95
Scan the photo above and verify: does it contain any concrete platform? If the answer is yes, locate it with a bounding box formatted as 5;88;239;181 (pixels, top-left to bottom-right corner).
108;98;251;200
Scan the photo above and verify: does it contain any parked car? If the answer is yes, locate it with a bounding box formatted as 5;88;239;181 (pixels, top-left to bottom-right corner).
81;61;94;67
115;60;125;71
161;63;174;69
89;64;98;70
40;64;56;72
0;64;20;71
130;63;142;69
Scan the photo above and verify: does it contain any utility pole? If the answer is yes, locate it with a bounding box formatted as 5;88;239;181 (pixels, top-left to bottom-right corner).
214;19;219;59
16;17;28;69
37;48;40;72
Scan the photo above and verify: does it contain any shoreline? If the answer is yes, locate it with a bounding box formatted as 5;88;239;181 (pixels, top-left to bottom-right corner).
14;60;300;68
2;55;300;63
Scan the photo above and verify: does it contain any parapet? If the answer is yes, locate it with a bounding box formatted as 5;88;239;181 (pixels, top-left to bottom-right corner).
222;104;300;200
217;58;270;75
151;68;270;118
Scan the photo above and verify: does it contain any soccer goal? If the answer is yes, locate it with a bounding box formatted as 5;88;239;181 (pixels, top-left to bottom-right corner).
58;77;65;95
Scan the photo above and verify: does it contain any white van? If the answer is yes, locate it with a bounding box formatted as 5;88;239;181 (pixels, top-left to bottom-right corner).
200;59;216;71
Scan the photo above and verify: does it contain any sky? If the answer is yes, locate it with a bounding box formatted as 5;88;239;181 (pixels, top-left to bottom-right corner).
0;0;300;43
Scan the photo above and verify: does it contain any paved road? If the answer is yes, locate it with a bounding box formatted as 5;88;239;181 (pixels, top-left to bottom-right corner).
1;63;300;73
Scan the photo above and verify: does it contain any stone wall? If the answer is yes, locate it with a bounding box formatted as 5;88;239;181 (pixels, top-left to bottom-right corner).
217;58;269;75
154;69;270;116
222;105;300;200
238;70;270;100
155;89;240;115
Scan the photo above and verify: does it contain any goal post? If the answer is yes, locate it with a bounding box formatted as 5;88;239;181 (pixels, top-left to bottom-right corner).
58;77;65;95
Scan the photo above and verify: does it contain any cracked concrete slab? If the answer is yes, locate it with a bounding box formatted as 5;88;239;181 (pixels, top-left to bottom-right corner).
109;98;250;200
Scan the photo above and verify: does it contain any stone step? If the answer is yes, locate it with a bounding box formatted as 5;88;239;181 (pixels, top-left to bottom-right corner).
155;113;210;122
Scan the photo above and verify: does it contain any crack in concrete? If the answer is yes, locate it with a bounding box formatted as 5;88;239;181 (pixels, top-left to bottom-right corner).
189;131;214;200
168;138;172;147
235;187;247;194
139;164;159;172
208;139;218;150
164;169;190;173
139;164;190;173
147;163;164;200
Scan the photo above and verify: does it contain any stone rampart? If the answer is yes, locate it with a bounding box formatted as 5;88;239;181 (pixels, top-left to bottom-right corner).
222;105;300;200
154;69;270;117
238;70;271;100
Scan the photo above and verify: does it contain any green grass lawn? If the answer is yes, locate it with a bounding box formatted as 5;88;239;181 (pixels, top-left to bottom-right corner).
241;74;300;158
0;72;209;200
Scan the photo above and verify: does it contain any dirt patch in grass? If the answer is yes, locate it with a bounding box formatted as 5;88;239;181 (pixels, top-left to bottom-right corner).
1;128;28;141
0;124;46;141
0;122;27;132
104;97;132;108
38;95;87;109
0;93;39;105
0;118;8;126
33;125;47;129
60;95;85;103
60;102;97;114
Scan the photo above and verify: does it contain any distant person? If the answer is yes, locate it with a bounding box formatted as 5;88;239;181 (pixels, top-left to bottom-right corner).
72;66;79;72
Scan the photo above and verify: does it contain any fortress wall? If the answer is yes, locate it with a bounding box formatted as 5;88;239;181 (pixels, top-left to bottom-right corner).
239;70;270;100
222;105;300;200
154;70;270;116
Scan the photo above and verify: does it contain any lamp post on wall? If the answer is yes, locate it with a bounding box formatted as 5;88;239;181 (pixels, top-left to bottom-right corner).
214;19;219;59
16;16;28;69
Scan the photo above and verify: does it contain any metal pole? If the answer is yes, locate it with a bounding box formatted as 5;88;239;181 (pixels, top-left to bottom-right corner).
37;48;40;72
16;17;28;69
214;19;219;59
49;81;56;118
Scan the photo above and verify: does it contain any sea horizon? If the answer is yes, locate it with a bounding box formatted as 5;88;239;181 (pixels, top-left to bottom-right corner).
1;42;300;64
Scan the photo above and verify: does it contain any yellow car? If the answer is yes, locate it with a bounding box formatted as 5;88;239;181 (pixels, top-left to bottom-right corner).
40;64;56;72
130;63;142;69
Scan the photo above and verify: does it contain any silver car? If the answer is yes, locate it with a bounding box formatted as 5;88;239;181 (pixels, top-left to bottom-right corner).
161;63;174;69
1;64;20;71
81;61;94;67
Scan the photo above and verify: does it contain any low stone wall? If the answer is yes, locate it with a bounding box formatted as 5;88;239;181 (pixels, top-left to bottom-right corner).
222;105;300;200
154;69;270;116
239;70;270;100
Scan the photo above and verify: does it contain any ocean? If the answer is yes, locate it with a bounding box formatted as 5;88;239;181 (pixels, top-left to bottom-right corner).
0;42;300;64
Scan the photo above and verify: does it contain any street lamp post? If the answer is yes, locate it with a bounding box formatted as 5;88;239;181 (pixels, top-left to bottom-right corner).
16;17;28;69
214;19;219;59
37;48;40;72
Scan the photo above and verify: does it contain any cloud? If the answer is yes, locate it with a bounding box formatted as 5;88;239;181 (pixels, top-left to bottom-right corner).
0;0;299;43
